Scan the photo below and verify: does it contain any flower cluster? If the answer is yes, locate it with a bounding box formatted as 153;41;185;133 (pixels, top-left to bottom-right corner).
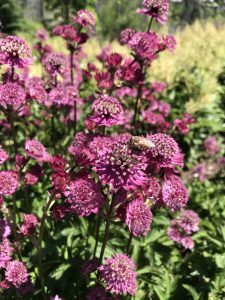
168;210;200;249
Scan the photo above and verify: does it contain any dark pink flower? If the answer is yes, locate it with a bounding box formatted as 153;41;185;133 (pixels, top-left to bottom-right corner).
86;285;116;300
94;134;147;191
0;146;9;165
50;155;66;171
0;83;26;109
137;0;169;24
0;171;19;196
162;173;189;211
68;132;92;166
0;35;31;68
51;171;69;192
95;72;113;90
125;199;152;237
25;140;51;162
204;136;219;157
87;95;125;127
117;59;143;84
24;165;43;185
151;82;167;93
82;258;99;276
99;253;137;295
53;25;77;42
120;28;136;45
5;261;29;288
19;214;38;236
65;176;104;216
52;204;67;220
72;10;95;31
48;84;70;107
106;53;123;69
128;31;159;61
167;226;182;243
147;133;184;169
0;279;11;289
28;77;49;107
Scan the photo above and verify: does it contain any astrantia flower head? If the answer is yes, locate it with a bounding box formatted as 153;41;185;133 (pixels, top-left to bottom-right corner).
94;134;148;191
0;146;9;165
87;95;125;127
128;31;159;61
144;176;161;203
95;72;113;90
72;9;95;31
0;239;14;264
0;83;26;109
120;28;136;45
178;210;200;234
162;173;189;211
44;52;67;76
65;176;104;216
161;35;177;52
147;133;184;169
25;140;51;162
5;261;29;288
106;53;123;69
125;199;152;237
99;253;137;295
28;77;49;107
0;35;32;68
53;25;78;42
0;171;19;196
137;0;169;24
19;214;38;236
204;136;219;157
50;155;66;171
51;171;69;193
181;236;194;249
24;164;43;185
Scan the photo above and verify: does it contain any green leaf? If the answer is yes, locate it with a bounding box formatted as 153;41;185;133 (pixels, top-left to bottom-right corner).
183;284;200;300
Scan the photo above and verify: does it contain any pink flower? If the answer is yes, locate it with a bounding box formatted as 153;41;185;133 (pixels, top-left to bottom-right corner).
5;261;29;288
162;173;189;211
0;146;9;165
174;113;194;135
144;176;161;203
0;83;26;109
151;82;167;93
192;163;206;182
106;53;123;69
167;226;182;243
125;199;152;237
0;239;13;264
94;134;148;191
68;132;92;166
28;77;49;107
0;219;11;240
25;140;51;162
147;133;184;169
72;10;95;31
178;210;200;234
51;171;69;193
137;0;169;24
204;136;219;157
65;176;104;216
120;28;136;45
181;236;194;250
161;35;177;52
0;35;32;68
52;204;67;220
86;95;125;127
19;214;38;236
43;52;67;76
99;254;137;295
53;25;78;42
50;295;63;300
50;155;66;171
128;31;159;61
24;165;43;185
0;171;19;196
95;72;113;90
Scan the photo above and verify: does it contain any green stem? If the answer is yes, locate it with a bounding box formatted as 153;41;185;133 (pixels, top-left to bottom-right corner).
99;198;115;264
93;215;102;258
126;232;133;254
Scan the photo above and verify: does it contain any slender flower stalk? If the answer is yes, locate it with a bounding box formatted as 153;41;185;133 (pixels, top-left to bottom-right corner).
93;215;102;258
99;197;115;264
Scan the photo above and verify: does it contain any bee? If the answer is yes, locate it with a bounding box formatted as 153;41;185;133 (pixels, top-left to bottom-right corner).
130;136;155;151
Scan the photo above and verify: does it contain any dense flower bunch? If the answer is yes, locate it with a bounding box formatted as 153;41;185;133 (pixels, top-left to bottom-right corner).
167;210;200;249
0;1;200;299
